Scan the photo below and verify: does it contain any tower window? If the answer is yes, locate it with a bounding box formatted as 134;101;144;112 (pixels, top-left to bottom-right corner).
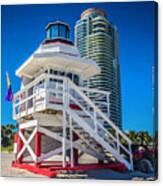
74;74;79;85
67;73;72;80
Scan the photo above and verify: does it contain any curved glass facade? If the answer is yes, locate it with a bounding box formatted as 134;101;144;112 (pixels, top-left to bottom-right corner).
75;8;122;128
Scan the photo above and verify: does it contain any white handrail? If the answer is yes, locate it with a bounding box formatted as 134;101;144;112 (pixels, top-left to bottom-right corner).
69;94;117;144
67;79;133;169
14;73;47;97
67;79;132;144
79;86;111;96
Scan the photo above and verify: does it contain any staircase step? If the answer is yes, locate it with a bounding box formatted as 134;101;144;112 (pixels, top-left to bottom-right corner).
82;134;90;138
78;131;88;135
73;126;82;130
66;83;133;170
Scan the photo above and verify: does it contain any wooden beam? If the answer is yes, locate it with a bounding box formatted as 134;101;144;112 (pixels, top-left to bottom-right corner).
18;127;37;162
19;120;38;129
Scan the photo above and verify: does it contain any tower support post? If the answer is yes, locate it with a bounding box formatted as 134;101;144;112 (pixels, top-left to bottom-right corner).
69;115;74;167
62;109;67;168
17;129;24;163
13;133;18;161
62;78;69;168
35;130;42;167
73;132;78;166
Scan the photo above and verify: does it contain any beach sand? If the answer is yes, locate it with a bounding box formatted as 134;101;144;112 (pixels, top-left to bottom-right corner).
0;152;155;180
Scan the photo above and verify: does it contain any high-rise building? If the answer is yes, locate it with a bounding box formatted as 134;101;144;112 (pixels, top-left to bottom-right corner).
75;8;122;128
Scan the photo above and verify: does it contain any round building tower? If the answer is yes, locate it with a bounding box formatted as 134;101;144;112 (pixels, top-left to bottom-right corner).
75;8;122;129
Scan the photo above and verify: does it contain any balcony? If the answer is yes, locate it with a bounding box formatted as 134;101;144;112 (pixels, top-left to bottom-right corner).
13;73;111;120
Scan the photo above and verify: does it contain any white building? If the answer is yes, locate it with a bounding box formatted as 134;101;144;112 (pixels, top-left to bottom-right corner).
12;21;133;177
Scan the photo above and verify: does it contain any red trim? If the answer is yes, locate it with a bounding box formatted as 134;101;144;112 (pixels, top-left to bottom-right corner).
14;133;18;143
35;132;42;157
48;97;81;110
21;161;70;165
42;38;73;46
12;162;57;177
49;98;63;104
45;22;70;31
69;104;81;111
35;132;42;166
17;129;24;163
73;132;79;165
12;161;127;178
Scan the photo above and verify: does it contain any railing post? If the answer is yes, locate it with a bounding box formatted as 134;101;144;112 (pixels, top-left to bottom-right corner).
64;78;69;109
19;95;21;118
13;133;18;161
129;143;133;170
62;78;68;168
69;115;74;167
116;131;120;154
25;91;28;115
33;85;36;112
73;132;79;166
107;93;110;118
62;109;67;168
94;110;97;133
56;80;58;98
67;79;79;166
44;75;49;108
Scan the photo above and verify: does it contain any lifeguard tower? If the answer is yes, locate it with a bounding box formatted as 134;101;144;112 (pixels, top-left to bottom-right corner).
12;21;133;177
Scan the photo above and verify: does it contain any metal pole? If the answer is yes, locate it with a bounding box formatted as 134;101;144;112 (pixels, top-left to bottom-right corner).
62;109;66;168
107;94;110;118
94;110;97;133
129;143;133;171
45;75;49;107
116;131;120;154
69;115;74;167
62;79;67;168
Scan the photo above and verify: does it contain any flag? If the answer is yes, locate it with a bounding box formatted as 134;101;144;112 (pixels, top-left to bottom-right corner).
5;72;13;102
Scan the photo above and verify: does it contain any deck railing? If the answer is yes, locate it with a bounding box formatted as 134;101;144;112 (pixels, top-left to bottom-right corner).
13;73;111;120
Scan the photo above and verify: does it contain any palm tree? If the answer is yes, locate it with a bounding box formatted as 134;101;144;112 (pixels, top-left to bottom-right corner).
126;131;153;146
1;124;16;147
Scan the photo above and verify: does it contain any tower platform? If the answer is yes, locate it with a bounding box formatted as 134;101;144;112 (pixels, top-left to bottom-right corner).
12;21;133;178
12;161;127;178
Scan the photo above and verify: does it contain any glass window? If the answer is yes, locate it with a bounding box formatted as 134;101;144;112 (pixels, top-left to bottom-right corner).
59;25;66;38
51;25;58;38
67;73;72;80
94;24;105;29
74;75;79;85
59;71;65;76
50;69;53;74
66;30;69;39
47;24;70;39
54;71;58;75
47;29;51;39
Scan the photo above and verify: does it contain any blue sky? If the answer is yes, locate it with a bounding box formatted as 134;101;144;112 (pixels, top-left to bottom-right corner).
1;2;157;135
